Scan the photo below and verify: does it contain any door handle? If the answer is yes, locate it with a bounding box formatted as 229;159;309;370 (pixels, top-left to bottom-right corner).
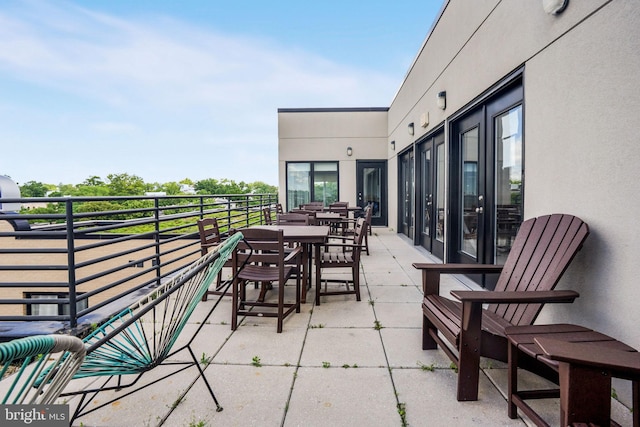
476;195;484;213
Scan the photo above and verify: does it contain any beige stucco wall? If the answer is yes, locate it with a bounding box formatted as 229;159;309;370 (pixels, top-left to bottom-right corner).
278;0;640;369
523;1;640;342
278;109;388;207
389;0;640;404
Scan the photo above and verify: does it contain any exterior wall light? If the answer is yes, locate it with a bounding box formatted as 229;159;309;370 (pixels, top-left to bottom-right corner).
543;0;568;15
437;91;447;110
347;146;353;156
408;123;414;136
390;140;395;150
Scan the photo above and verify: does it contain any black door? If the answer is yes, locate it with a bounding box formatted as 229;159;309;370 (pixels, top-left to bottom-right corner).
356;160;387;226
449;82;523;288
398;150;414;239
418;131;444;259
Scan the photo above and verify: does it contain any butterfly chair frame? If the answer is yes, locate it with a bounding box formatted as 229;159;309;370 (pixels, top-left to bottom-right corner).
60;233;243;424
0;334;85;405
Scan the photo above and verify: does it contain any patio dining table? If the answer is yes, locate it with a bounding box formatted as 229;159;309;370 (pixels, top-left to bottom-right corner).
252;225;330;303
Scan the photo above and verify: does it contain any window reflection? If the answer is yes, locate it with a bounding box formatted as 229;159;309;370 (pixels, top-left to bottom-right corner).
495;105;523;264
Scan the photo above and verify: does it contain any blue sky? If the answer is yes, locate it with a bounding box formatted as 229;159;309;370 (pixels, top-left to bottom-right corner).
0;0;443;187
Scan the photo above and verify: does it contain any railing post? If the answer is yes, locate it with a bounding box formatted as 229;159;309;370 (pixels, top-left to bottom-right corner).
154;198;162;286
65;199;78;329
245;194;250;227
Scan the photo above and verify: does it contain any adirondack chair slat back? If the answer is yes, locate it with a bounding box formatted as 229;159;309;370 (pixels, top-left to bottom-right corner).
488;214;589;326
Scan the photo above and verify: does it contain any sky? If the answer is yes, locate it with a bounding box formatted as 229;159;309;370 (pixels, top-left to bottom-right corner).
0;0;444;187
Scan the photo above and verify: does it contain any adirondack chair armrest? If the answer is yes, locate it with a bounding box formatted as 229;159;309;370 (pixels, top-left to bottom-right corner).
412;263;503;296
450;289;579;304
535;337;640;375
283;246;303;263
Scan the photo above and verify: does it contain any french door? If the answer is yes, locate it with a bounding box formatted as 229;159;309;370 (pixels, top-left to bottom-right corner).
449;83;523;288
398;150;414;239
418;131;444;259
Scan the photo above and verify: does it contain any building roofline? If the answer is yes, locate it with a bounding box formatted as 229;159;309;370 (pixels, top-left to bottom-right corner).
277;107;389;113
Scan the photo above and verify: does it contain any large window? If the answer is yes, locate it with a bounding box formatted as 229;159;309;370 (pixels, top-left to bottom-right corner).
286;162;338;209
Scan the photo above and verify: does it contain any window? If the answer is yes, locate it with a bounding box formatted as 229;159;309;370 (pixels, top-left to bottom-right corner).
286;162;338;209
25;292;87;316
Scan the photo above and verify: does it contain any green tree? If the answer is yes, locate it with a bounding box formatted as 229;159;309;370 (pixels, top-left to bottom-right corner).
248;181;277;194
161;182;182;195
106;173;146;196
19;181;49;197
81;176;105;187
194;178;222;194
57;183;77;196
75;176;109;196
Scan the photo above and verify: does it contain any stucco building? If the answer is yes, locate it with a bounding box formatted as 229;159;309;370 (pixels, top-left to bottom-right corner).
278;0;640;366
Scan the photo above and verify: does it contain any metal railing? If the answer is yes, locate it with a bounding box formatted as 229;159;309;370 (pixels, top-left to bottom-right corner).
0;193;277;338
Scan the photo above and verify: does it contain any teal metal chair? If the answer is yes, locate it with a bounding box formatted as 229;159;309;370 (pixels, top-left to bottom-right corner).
60;232;243;423
0;334;86;404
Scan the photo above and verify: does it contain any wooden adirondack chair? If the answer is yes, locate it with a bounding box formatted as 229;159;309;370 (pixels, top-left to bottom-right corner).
412;213;589;401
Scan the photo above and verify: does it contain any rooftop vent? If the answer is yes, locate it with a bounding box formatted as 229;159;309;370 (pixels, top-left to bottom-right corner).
0;175;21;212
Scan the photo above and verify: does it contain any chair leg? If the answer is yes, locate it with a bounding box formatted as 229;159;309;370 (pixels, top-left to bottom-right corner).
558;363;611;427
231;279;239;331
456;302;482;401
507;342;519;419
354;265;361;301
364;232;369;256
633;379;639;427
315;260;322;306
456;350;481;401
422;315;437;350
295;273;301;313
276;277;285;333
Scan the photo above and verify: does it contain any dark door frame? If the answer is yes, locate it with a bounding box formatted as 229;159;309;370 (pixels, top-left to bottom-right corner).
356;160;388;226
446;71;524;288
416;127;445;259
397;148;415;239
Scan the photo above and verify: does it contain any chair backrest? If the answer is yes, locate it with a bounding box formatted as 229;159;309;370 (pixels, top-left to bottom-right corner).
489;214;589;326
301;203;323;211
75;233;242;377
363;204;373;224
352;217;366;246
263;207;274;225
1;334;86;404
197;217;222;255
329;202;348;217
277;213;310;226
232;228;286;275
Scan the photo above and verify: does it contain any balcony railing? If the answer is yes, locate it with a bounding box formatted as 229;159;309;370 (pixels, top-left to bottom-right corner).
0;193;277;340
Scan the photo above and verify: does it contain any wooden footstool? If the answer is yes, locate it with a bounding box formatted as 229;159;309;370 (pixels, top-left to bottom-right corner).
505;324;638;427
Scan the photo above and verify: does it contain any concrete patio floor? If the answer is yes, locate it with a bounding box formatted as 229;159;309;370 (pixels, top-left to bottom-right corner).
67;228;634;427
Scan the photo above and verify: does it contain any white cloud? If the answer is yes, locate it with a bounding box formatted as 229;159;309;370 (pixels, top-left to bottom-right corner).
0;1;397;185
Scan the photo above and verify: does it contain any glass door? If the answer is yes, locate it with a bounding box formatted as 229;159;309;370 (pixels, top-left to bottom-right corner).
418;131;444;259
451;110;485;266
356;160;387;226
398;149;414;239
449;81;523;289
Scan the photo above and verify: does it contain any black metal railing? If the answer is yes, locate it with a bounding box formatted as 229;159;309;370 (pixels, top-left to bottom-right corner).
0;193;277;338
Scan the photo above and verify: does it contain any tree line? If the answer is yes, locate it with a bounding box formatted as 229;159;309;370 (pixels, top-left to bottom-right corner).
18;173;277;197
